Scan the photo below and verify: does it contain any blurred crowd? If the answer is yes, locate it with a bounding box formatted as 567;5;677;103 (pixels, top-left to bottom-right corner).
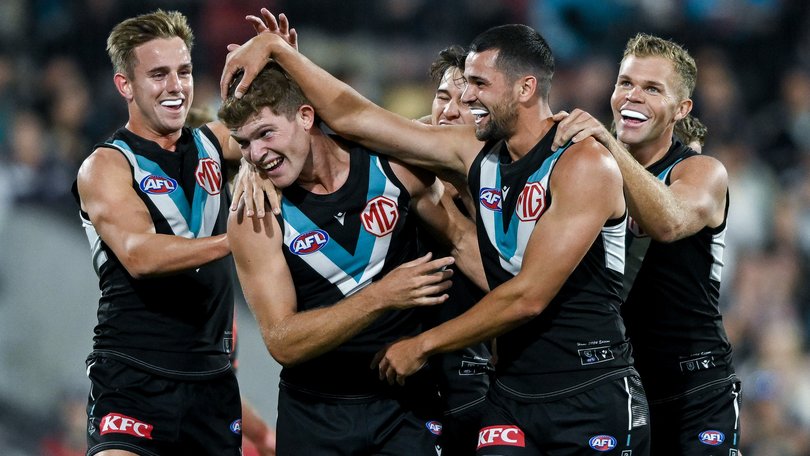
0;0;808;454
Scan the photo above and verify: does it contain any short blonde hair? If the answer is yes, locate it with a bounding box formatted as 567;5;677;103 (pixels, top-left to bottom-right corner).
623;33;696;100
106;9;193;77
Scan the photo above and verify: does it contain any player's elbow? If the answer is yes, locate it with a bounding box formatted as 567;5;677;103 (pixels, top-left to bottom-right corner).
266;340;308;368
645;218;693;243
119;252;159;279
511;293;548;321
268;350;298;368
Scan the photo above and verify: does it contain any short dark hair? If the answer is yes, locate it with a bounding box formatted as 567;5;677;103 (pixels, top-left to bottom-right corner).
469;24;555;98
218;62;310;129
429;45;467;83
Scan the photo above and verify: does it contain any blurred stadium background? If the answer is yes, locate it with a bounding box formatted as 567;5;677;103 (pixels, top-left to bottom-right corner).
0;0;808;454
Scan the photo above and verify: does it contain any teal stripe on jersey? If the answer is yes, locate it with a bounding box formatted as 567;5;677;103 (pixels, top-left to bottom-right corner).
111;139;192;224
280;155;391;283
493;147;564;261
189;129;219;237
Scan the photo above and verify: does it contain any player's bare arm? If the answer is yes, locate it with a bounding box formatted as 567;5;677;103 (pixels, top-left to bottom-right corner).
228;208;456;366
376;138;624;384
220;11;482;184
76;147;230;278
553;108;727;242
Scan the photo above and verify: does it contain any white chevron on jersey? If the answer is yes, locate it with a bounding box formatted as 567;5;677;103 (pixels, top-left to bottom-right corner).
280;155;401;297
477;149;562;276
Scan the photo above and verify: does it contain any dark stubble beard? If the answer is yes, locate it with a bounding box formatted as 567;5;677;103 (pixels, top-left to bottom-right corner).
475;97;518;142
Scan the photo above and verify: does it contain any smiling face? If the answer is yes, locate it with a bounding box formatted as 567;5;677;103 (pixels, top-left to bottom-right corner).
462;49;518;142
431;67;474;126
611;55;691;155
119;37;193;139
231;106;313;189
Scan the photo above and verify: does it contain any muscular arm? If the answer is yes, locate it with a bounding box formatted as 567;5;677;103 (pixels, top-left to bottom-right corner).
228;207;455;367
220;30;482;185
378;139;625;382
616;148;727;241
552;109;728;242
76;148;230;279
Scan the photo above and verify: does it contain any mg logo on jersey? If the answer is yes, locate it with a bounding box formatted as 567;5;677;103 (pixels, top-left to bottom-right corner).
139;175;177;194
627;215;647;238
516;182;546;221
361;196;399;237
290;230;329;255
699;430;725;446
589;435;617;452
99;413;153;439
425;420;443;435
477;425;525;449
195;158;222;195
479;187;502;211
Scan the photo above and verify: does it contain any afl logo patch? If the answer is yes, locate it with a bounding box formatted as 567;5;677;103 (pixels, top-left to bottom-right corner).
698;430;724;446
425;420;443;435
230;419;242;435
289;230;329;255
139;175;177;194
361;196;399;237
195;158;222;195
588;435;617;452
479;187;502;211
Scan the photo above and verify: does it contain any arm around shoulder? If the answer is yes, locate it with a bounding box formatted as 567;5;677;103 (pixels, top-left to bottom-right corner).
626;153;728;242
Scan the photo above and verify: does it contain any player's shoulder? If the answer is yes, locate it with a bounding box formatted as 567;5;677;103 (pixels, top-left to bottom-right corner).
559;136;618;174
78;145;130;179
672;153;728;185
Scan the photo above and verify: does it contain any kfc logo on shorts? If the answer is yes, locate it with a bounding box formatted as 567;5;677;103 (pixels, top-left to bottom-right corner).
588;435;617;452
479;188;502;212
477;425;525;449
195;158;222;195
139;175;177;194
516;182;546;221
699;430;725;446
99;413;153;439
361;196;399;237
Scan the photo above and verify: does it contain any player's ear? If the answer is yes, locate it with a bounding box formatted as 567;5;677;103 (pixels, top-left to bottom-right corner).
299;104;316;130
674;98;693;122
516;75;537;102
114;73;133;101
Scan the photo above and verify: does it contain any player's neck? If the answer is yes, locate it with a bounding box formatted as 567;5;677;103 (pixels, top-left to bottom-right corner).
625;134;673;168
505;115;554;162
124;117;182;152
297;133;350;195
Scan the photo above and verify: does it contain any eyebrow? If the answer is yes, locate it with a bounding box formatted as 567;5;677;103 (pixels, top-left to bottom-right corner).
231;121;275;142
146;62;193;74
619;74;666;86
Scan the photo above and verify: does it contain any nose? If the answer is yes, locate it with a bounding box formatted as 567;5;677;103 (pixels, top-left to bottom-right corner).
247;141;267;165
626;85;644;102
166;72;182;93
461;84;475;105
444;99;461;119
